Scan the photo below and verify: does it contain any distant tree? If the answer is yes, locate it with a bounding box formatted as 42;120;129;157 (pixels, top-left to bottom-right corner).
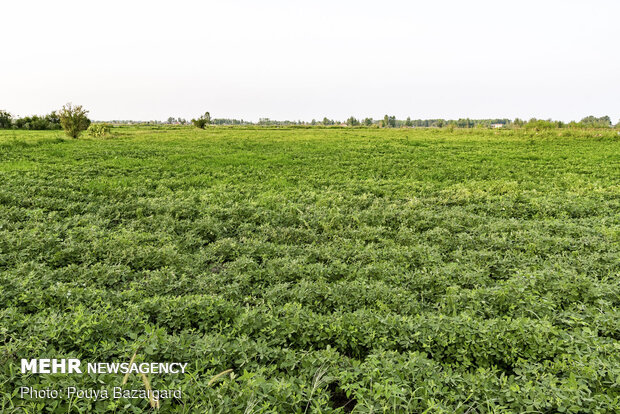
45;111;61;129
58;103;91;138
167;117;175;124
524;119;557;131
346;116;360;126
16;115;49;130
436;119;444;128
404;117;412;127
363;117;373;126
0;110;13;129
192;112;211;129
383;115;389;128
580;115;611;127
388;115;396;128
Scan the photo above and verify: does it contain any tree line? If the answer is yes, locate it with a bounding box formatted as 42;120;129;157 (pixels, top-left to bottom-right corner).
2;107;617;130
184;114;618;129
0;104;91;138
0;110;63;130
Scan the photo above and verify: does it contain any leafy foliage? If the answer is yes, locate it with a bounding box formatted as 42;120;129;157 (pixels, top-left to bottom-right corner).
87;123;112;138
58;103;91;138
580;115;612;128
0;127;618;412
346;116;360;126
3;112;62;130
191;112;211;129
0;110;12;129
524;119;559;131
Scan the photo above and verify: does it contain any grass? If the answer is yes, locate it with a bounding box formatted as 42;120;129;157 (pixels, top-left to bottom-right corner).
0;126;619;413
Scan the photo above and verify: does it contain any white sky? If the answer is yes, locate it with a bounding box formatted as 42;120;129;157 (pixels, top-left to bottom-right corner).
2;0;619;122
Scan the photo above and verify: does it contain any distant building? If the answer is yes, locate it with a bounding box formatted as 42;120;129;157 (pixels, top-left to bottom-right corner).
491;123;504;129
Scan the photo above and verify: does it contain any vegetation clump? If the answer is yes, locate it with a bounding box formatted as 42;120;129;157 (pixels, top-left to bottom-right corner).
0;110;62;130
87;123;112;138
0;110;13;128
58;103;91;138
191;111;211;129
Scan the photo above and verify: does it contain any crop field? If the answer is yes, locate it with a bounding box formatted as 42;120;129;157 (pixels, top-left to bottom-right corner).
1;126;619;413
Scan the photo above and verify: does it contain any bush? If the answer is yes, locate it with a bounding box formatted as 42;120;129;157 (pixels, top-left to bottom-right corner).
191;112;211;129
0;110;12;129
2;111;61;130
45;111;62;129
580;115;611;128
87;123;111;138
59;103;91;138
524;119;558;131
14;115;61;130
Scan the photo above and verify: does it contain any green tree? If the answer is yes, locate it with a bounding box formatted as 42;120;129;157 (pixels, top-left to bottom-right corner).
363;117;373;126
0;110;13;129
524;119;557;131
580;115;611;127
346;116;360;126
404;117;412;127
45;111;61;129
58;103;90;138
388;115;396;128
192;112;211;129
16;115;49;130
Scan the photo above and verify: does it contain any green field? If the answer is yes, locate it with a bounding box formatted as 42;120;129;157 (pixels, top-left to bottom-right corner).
1;127;619;413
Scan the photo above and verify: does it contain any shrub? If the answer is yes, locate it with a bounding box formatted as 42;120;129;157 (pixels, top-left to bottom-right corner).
580;115;611;128
0;110;12;129
45;111;62;129
192;112;211;129
346;116;360;126
14;115;53;130
58;103;91;138
87;123;112;138
4;111;61;130
524;119;558;131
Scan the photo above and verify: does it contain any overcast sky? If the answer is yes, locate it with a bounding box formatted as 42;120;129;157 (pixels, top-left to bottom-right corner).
2;0;619;122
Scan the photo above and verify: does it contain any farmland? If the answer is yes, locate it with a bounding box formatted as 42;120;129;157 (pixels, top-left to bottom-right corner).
0;126;619;413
